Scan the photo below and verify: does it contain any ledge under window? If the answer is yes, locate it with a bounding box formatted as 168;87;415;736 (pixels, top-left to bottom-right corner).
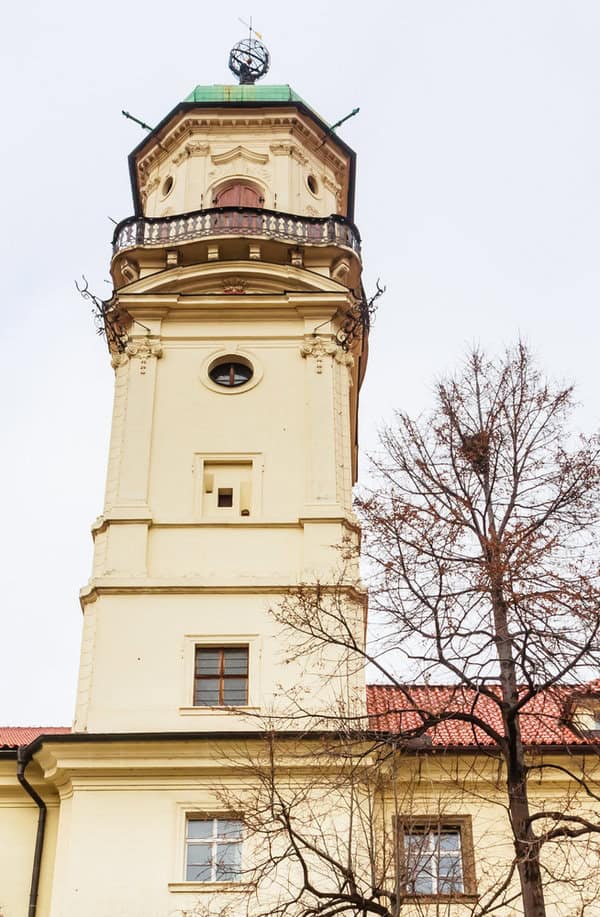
179;705;261;716
168;881;250;894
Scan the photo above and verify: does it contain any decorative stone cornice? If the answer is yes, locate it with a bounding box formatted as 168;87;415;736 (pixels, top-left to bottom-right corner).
137;113;348;182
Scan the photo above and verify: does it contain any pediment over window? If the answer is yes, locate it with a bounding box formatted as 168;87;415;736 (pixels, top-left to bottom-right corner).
211;146;269;167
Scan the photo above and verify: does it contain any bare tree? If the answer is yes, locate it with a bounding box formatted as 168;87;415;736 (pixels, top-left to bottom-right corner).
259;344;600;917
184;344;600;917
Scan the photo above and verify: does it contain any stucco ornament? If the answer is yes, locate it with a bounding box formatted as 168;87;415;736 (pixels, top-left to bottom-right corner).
172;142;209;165
221;276;247;294
300;335;339;374
112;337;163;374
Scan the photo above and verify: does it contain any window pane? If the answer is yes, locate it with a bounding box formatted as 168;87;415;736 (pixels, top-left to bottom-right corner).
414;869;435;895
223;679;247;705
405;832;428;853
195;679;219;705
218;819;244;839
196;650;220;676
439;830;460;851
186;861;212;882
215;842;241;881
187;819;214;839
223;649;248;675
439;854;463;893
187;844;212;867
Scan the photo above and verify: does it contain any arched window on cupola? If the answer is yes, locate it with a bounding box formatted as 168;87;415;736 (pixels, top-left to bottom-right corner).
213;182;264;208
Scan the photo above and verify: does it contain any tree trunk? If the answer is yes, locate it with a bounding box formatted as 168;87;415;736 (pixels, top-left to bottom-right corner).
506;762;547;917
489;568;547;917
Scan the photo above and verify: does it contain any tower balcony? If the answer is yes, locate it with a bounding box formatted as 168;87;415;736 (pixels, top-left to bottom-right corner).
111;206;362;286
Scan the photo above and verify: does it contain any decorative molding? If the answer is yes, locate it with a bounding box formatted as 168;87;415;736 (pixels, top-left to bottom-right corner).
305;205;319;217
211;145;269;166
289;247;304;267
112;337;163;374
221;276;247;294
334;349;354;369
331;256;351;285
207;162;270;183
269;142;309;166
140;175;160;204
136;114;348;180
111;352;128;369
300;335;337;374
172;141;209;165
120;257;140;284
300;335;354;375
322;174;342;198
269;142;293;156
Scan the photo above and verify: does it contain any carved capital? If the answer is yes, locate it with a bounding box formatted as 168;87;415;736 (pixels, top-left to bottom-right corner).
334;349;354;369
269;142;309;166
269;142;293;156
115;337;164;374
172;141;210;165
111;352;128;369
140;175;160;203
300;336;338;374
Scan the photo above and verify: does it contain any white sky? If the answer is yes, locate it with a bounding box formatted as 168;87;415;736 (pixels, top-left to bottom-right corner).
1;0;599;725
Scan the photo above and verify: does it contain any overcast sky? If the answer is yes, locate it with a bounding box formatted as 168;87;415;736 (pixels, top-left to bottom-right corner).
1;1;599;725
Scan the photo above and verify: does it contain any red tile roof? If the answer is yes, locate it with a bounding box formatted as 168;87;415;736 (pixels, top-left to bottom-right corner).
0;727;70;750
2;680;599;751
366;684;598;747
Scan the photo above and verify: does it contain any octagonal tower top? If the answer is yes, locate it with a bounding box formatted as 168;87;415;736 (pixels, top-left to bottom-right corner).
126;84;357;223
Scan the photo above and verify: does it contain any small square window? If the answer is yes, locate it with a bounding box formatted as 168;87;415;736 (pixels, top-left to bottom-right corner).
398;817;476;899
194;646;249;706
185;817;243;882
217;488;233;508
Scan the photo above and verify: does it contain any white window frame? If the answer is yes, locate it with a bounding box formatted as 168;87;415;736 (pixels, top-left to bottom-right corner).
185;816;244;883
169;804;248;894
403;825;464;895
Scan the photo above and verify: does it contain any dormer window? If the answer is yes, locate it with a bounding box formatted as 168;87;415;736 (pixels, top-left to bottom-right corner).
213;182;264;208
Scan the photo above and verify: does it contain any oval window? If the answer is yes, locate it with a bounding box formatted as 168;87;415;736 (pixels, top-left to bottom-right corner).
209;360;253;388
307;174;319;195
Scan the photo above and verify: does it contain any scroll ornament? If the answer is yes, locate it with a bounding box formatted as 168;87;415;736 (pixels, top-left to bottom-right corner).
111;337;163;374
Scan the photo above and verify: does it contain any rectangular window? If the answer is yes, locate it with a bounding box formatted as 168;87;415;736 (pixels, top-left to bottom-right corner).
194;646;249;706
217;488;233;508
186;817;243;882
398;818;476;898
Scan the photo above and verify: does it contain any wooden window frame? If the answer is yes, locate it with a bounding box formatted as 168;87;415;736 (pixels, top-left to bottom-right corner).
395;814;478;903
194;645;249;707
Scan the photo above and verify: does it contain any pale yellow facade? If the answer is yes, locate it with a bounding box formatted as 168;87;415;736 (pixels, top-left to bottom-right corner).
2;83;598;917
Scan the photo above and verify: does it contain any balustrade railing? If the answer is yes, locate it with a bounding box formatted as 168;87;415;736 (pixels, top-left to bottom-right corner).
112;207;361;258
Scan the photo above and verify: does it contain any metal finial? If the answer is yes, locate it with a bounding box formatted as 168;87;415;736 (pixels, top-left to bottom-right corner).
229;19;270;84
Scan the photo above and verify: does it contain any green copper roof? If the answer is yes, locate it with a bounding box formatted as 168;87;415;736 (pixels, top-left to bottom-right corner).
183;84;329;126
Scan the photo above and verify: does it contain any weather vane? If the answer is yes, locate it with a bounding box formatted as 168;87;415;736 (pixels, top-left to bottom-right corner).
229;16;270;84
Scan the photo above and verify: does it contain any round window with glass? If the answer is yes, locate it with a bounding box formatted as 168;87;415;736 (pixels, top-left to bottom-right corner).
209;360;253;388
